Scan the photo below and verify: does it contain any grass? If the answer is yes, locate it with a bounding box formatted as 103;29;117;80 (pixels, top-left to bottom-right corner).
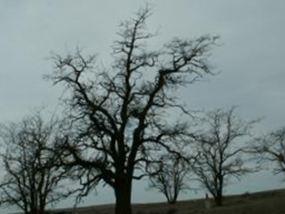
51;188;285;214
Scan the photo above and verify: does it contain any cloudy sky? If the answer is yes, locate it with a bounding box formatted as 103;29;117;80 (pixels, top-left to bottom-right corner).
0;0;285;212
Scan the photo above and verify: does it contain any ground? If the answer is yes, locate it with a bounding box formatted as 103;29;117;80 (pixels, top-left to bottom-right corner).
51;188;285;214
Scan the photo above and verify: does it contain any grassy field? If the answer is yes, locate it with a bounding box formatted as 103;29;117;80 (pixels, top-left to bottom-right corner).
52;188;285;214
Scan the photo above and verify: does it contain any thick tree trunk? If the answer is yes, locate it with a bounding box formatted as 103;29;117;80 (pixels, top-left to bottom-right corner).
168;200;177;205
114;178;132;214
168;194;178;204
29;207;45;214
214;193;223;206
215;177;223;206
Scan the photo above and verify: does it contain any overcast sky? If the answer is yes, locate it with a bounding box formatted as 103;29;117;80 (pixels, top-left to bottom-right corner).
0;0;285;212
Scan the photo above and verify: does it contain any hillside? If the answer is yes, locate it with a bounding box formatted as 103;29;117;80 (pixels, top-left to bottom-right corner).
50;188;285;214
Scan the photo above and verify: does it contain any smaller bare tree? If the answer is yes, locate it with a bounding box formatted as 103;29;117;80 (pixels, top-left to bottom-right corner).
148;154;189;204
0;113;71;214
253;127;285;175
190;107;256;206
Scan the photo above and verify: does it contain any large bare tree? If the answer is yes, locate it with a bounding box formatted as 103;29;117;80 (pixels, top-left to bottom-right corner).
0;114;70;214
48;7;217;214
190;107;256;206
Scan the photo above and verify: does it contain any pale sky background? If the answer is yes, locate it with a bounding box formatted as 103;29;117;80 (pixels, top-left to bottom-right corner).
0;0;285;213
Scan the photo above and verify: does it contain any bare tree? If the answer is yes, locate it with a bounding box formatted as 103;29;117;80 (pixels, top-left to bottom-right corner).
148;154;189;204
190;107;256;206
253;127;285;175
48;7;217;214
0;114;71;214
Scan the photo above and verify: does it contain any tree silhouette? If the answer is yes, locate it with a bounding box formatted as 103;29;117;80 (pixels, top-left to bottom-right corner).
148;154;189;204
190;107;256;206
253;127;285;175
48;7;217;214
0;113;71;214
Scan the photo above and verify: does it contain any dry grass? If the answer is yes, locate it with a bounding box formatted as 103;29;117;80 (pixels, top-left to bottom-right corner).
51;189;285;214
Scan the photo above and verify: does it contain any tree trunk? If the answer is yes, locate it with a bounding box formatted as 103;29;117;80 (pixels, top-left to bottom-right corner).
214;194;223;206
168;194;178;204
215;176;223;206
114;178;132;214
168;200;177;205
29;207;45;214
